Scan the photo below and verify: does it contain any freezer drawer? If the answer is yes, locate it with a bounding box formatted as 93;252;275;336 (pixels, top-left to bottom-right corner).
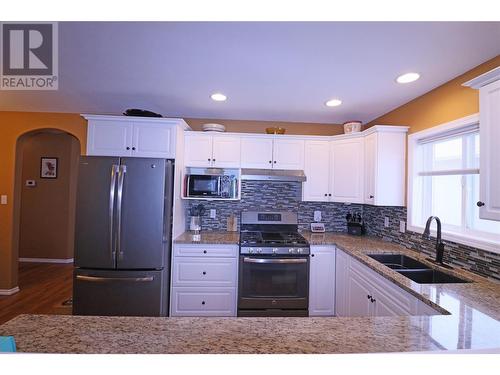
73;269;167;317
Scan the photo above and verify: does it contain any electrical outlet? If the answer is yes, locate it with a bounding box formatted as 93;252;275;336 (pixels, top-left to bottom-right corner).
399;220;406;233
384;217;389;227
313;210;322;222
0;195;7;205
210;209;216;219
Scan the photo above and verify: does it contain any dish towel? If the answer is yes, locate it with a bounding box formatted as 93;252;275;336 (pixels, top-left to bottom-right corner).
0;336;16;352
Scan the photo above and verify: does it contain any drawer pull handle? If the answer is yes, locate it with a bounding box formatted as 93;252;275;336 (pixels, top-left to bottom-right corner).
202;271;206;275
203;250;207;254
201;301;206;305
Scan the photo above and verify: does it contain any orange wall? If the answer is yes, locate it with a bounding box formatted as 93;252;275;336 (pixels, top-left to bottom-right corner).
18;132;80;260
367;55;500;132
0;112;86;290
185;118;344;135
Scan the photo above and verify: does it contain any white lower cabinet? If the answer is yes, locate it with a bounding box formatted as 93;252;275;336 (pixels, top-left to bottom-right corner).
309;246;336;316
335;249;441;317
170;244;238;316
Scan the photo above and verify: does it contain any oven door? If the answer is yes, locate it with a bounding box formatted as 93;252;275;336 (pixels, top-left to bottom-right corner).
238;256;309;310
187;175;221;197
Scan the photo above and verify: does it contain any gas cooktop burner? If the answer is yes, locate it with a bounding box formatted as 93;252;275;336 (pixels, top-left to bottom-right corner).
240;231;308;246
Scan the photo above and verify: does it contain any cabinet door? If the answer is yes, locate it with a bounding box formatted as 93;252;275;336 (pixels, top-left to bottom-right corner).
330;138;364;203
346;268;372;317
184;133;213;167
303;140;330;202
273;139;305;170
479;80;500;221
371;291;408;317
87;120;133;156
335;249;350;317
132;122;175;158
240;137;274;169
212;136;241;168
364;133;376;204
309;246;335;316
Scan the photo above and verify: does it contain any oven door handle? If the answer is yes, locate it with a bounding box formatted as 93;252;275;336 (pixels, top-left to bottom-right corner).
243;257;308;264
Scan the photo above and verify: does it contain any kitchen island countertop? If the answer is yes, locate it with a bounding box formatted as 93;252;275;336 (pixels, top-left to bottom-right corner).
2;233;500;354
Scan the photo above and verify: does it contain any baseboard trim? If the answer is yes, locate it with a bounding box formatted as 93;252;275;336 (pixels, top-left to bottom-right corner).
0;287;20;296
19;257;74;264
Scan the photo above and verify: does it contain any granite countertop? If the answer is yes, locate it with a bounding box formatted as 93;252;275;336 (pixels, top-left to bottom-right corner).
2;233;500;354
174;231;239;245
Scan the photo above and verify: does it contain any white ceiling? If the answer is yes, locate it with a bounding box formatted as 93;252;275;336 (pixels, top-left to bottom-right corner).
1;22;499;124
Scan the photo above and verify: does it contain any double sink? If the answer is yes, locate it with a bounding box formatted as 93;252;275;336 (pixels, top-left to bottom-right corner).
367;254;471;284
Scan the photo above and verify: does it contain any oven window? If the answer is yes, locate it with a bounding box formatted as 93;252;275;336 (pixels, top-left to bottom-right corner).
241;259;308;298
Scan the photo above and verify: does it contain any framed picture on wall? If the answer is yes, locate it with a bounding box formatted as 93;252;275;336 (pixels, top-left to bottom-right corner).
40;157;58;179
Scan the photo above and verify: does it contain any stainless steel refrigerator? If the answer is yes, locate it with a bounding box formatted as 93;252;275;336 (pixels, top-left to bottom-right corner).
73;156;174;316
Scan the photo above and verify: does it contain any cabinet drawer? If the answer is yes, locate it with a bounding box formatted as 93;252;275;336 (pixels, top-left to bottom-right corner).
172;257;237;287
174;244;238;258
170;287;236;316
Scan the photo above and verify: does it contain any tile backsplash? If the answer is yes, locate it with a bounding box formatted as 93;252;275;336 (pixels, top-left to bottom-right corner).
185;181;363;232
186;181;500;281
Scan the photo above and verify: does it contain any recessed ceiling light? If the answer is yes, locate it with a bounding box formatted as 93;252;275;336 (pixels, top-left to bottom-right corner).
325;99;342;107
396;72;420;84
211;93;227;102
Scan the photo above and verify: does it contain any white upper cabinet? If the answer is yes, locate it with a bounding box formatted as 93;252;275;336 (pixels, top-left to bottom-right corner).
330;138;364;203
309;246;336;316
241;136;274;169
83;115;185;158
303;140;331;201
132;122;176;158
273;138;305;170
185;133;241;168
241;136;303;170
184;133;213;167
212;136;241;168
363;127;408;206
464;68;500;221
479;79;500;221
87;119;133;156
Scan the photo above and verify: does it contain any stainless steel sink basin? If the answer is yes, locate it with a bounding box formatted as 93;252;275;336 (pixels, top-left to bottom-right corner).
397;269;471;284
367;254;431;270
367;253;471;284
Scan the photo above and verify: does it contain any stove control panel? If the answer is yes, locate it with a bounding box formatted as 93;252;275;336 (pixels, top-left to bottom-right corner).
240;246;310;255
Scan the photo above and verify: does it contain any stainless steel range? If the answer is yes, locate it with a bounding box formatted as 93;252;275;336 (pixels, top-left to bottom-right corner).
238;211;310;317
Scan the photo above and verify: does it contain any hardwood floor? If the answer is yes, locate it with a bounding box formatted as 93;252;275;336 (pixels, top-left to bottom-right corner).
0;262;73;325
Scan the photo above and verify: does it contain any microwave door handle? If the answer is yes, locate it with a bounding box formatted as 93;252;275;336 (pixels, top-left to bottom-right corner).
217;176;221;196
186;175;191;197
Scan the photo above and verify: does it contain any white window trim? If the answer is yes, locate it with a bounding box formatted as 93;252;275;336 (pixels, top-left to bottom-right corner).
407;113;500;255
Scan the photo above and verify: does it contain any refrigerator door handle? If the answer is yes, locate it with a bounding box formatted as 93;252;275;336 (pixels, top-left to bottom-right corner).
109;164;119;262
117;164;127;260
76;275;154;282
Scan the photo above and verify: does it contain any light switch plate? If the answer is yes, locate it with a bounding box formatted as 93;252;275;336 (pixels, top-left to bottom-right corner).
1;195;7;205
399;220;406;233
210;209;216;219
384;217;389;227
313;210;322;222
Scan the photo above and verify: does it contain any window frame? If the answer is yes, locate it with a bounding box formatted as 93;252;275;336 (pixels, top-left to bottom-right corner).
407;113;500;255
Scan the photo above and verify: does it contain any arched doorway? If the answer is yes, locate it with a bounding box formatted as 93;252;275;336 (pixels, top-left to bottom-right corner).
0;128;80;323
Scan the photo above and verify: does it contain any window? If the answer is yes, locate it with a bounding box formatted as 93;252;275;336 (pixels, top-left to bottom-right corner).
408;115;500;253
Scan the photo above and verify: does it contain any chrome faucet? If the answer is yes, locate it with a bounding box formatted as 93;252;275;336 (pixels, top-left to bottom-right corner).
422;216;446;265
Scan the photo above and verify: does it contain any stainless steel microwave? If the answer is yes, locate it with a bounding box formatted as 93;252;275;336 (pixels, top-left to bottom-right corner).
185;173;238;199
